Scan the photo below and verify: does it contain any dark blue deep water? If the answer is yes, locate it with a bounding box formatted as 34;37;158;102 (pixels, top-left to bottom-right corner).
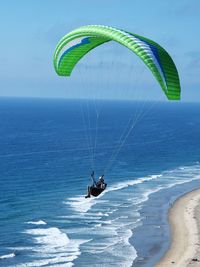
1;97;200;267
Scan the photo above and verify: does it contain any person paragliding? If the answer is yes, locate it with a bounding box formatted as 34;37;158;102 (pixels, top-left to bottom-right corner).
97;175;106;189
85;172;107;198
53;24;181;199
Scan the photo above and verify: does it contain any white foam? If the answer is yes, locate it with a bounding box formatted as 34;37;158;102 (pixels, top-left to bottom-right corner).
108;228;137;267
65;196;107;213
179;167;185;170
21;226;90;267
84;226;137;267
102;220;112;225
134;174;200;208
26;220;46;225
0;253;15;259
64;196;95;213
25;227;70;248
17;258;74;267
105;174;162;194
18;164;200;267
94;223;102;227
65;174;161;214
64;164;200;266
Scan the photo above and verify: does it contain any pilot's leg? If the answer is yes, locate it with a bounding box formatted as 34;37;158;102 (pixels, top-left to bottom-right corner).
85;186;91;198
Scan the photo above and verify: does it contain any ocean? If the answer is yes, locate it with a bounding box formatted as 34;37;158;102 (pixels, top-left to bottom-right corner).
0;97;200;267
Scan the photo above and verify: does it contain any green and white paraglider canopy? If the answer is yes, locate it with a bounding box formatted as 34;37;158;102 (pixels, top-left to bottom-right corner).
53;25;181;100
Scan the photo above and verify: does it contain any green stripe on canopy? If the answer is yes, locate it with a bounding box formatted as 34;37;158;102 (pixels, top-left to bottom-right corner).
53;25;181;100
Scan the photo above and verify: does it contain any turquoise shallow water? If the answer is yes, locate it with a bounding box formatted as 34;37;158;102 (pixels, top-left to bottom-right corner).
0;98;200;267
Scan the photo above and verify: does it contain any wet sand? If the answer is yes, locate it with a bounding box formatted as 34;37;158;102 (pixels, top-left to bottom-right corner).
155;188;200;267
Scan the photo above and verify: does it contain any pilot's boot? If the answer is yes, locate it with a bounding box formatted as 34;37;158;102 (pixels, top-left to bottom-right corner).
85;186;91;198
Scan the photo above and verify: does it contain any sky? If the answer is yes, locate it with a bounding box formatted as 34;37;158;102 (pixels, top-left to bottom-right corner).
0;0;200;102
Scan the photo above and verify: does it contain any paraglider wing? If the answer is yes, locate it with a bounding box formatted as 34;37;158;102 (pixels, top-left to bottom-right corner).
53;25;181;100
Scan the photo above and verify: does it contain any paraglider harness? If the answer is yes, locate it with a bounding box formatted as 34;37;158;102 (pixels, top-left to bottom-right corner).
85;171;107;198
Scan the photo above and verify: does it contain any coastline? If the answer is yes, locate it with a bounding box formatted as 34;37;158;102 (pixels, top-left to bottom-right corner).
155;188;200;267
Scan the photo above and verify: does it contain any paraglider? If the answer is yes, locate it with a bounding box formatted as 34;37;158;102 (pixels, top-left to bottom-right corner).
85;171;107;198
53;25;181;197
53;24;181;100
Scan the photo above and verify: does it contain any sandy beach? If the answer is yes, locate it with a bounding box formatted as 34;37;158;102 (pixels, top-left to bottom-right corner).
155;188;200;267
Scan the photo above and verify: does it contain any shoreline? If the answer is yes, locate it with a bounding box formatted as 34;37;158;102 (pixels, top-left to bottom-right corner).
155;188;200;267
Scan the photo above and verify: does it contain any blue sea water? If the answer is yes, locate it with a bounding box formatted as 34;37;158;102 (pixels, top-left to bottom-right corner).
0;97;200;267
